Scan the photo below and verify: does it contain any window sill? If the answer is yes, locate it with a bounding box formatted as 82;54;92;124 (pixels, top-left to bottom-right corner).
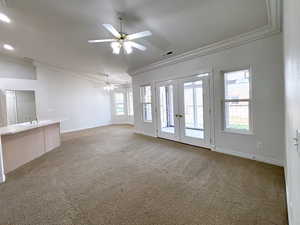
222;129;253;136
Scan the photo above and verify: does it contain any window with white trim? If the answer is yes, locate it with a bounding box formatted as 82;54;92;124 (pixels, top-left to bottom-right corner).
140;85;152;122
223;69;251;133
114;92;125;116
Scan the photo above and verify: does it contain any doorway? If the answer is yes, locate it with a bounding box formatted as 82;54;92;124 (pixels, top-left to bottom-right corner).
156;74;211;148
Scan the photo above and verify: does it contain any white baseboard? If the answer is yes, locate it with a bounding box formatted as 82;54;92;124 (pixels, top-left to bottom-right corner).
111;122;134;125
132;131;283;167
62;125;283;167
61;122;111;134
214;147;283;167
134;130;157;138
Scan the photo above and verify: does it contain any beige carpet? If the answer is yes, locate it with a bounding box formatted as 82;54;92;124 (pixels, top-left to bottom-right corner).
0;125;287;225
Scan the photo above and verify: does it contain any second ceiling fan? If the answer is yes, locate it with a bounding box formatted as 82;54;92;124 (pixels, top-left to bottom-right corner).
89;17;152;55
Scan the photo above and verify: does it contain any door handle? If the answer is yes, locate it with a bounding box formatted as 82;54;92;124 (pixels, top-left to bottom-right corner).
293;138;299;146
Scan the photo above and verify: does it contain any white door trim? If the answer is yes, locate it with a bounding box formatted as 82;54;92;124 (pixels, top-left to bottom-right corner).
155;73;213;149
178;75;211;147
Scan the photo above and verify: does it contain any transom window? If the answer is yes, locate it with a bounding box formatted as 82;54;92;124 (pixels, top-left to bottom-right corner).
140;85;152;122
223;69;252;133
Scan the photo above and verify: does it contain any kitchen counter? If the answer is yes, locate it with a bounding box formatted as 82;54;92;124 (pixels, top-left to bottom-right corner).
0;120;61;183
0;120;61;136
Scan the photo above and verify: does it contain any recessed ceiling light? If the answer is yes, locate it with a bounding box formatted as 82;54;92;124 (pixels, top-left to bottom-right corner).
0;12;11;23
3;44;14;51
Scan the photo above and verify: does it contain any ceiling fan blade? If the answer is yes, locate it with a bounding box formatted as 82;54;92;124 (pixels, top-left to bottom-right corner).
102;24;121;38
129;41;147;51
88;39;116;43
127;31;152;40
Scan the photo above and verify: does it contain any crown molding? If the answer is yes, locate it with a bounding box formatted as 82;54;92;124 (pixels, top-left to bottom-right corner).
129;0;282;76
33;61;131;85
0;51;35;67
33;61;109;85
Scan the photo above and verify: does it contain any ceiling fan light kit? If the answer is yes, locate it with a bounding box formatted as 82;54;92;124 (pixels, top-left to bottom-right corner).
103;83;116;91
111;42;121;54
89;17;152;55
103;75;118;91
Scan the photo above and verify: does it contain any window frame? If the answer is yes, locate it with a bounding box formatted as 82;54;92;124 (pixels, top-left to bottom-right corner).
114;92;125;116
222;68;253;135
140;85;152;123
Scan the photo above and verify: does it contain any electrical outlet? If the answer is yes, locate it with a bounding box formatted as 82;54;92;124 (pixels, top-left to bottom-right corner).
256;142;263;152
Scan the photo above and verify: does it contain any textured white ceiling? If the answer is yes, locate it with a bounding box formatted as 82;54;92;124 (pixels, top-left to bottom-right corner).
0;0;268;82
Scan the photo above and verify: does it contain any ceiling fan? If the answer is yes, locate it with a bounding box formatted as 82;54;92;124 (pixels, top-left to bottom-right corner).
88;17;152;55
102;74;119;91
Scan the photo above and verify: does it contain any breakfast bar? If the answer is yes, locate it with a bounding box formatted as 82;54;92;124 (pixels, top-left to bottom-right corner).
0;120;61;183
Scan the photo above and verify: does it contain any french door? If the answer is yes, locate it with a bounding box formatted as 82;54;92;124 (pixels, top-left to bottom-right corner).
156;80;180;141
156;74;211;148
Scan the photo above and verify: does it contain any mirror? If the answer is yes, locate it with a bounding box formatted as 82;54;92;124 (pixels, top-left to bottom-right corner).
5;90;37;125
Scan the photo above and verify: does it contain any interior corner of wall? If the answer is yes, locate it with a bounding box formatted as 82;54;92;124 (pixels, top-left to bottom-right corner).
0;173;5;183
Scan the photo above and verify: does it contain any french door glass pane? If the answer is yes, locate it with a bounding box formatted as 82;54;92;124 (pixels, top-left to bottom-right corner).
184;80;204;139
225;101;249;130
159;85;175;134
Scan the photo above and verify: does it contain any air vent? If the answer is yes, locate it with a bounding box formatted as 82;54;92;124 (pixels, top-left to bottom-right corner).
164;51;173;56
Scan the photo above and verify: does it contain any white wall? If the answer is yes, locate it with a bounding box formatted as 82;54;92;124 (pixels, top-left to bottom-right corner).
0;54;36;80
132;34;285;166
0;62;111;132
283;0;300;224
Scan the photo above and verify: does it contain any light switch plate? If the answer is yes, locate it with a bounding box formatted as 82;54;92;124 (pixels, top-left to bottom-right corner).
295;129;300;152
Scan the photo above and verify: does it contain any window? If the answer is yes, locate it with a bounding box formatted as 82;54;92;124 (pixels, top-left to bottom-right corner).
115;92;125;116
140;85;152;122
223;69;251;133
128;89;134;116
